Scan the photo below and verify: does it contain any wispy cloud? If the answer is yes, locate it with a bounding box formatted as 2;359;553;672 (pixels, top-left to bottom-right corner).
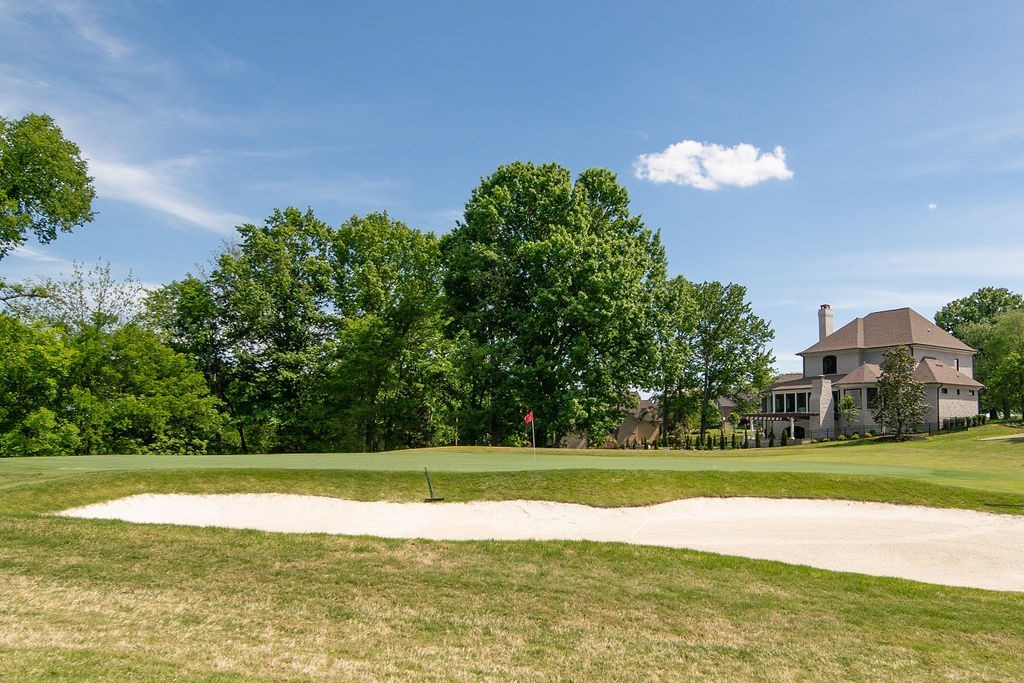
10;245;72;265
90;157;249;234
50;0;132;59
634;140;794;190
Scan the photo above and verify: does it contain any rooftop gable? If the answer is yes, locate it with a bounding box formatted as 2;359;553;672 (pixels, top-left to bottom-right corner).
798;307;975;356
913;357;984;388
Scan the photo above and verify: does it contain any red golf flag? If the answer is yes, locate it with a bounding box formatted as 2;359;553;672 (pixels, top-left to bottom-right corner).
523;411;534;424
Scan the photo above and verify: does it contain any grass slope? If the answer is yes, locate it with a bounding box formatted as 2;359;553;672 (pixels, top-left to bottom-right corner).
3;425;1024;680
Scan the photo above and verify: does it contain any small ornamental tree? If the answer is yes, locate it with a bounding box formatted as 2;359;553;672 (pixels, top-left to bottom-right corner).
872;346;928;440
838;395;860;433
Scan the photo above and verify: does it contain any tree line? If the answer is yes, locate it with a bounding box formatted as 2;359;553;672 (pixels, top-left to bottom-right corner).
934;287;1024;420
0;118;775;455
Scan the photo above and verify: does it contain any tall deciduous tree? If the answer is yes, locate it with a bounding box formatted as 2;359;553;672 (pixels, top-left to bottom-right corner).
206;207;335;452
152;209;454;453
443;162;666;446
654;275;695;445
935;287;1024;341
0;113;95;261
671;281;774;440
979;310;1024;419
321;212;453;451
872;346;927;440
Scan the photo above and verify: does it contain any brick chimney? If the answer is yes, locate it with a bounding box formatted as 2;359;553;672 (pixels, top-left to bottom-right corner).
818;304;833;342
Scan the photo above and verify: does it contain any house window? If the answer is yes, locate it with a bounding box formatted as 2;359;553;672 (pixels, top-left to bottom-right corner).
957;389;961;395
785;393;796;412
797;392;808;412
867;387;878;407
970;390;975;396
774;394;784;412
956;358;960;371
823;355;837;374
941;388;948;394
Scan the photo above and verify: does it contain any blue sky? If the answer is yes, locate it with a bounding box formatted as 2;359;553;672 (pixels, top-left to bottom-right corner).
2;1;1024;372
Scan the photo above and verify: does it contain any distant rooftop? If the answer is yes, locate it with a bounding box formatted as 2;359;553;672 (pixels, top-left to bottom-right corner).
799;307;975;356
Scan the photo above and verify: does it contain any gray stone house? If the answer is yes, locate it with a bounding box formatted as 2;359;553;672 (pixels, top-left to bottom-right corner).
750;305;982;440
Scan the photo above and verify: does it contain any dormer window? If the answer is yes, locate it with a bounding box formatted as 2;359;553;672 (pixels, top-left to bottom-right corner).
822;355;837;374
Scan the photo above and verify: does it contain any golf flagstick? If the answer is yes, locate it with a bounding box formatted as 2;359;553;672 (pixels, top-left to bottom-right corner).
524;410;536;463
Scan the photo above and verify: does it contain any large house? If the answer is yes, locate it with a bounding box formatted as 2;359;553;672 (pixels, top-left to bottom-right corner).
751;305;982;440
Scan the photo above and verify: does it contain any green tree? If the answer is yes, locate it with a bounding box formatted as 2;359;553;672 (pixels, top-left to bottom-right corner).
442;162;666;446
0;113;95;261
10;261;145;332
653;275;694;446
208;207;336;452
152;209;454;453
871;346;927;440
671;281;774;440
980;310;1024;419
0;314;78;456
320;212;454;451
838;394;860;432
935;287;1024;341
65;323;225;455
2;265;225;456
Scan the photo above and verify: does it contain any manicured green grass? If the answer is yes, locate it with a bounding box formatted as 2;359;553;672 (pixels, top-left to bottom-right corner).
3;424;1024;680
4;422;1024;492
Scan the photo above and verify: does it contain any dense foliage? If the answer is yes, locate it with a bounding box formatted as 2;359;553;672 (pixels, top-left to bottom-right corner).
936;287;1024;418
2;131;780;454
660;280;774;439
0;266;223;456
442;162;667;446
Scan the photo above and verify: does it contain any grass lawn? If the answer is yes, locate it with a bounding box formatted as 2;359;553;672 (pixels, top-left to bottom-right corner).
3;423;1024;680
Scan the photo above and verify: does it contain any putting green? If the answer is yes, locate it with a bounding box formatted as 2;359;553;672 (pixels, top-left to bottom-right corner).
3;428;1024;495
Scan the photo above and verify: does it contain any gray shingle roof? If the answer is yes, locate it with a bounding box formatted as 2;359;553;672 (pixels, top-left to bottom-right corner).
833;363;881;386
799;307;975;355
913;357;984;388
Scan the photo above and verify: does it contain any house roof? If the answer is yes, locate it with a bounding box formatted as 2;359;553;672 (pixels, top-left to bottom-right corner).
799;307;975;355
913;357;985;388
624;397;660;421
833;363;881;386
767;373;844;391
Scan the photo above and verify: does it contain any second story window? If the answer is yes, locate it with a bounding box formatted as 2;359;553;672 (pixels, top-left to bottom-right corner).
823;355;837;374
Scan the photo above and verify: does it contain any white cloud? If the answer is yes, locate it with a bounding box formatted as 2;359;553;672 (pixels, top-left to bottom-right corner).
928;202;938;210
634;140;794;190
90;157;250;235
51;0;132;59
10;245;69;264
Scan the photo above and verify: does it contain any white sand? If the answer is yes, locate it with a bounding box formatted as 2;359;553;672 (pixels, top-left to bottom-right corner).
59;494;1024;592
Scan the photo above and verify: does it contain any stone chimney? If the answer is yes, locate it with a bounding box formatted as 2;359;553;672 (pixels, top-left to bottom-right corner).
818;304;833;341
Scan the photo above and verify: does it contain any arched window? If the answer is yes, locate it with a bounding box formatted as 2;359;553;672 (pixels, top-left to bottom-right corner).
822;355;837;374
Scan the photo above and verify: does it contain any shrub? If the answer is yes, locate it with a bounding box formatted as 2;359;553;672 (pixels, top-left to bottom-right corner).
837;434;847;441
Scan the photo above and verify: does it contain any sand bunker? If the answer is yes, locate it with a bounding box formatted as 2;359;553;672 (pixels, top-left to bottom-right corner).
60;494;1024;592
